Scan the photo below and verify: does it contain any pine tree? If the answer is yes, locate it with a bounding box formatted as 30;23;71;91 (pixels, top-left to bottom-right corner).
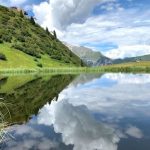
30;16;35;25
20;10;24;18
46;27;50;35
53;30;57;39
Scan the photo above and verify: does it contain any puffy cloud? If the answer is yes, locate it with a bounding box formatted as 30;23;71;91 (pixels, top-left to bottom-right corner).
33;2;54;30
1;0;150;58
62;9;150;58
33;0;115;30
32;0;150;58
105;45;150;59
0;0;150;58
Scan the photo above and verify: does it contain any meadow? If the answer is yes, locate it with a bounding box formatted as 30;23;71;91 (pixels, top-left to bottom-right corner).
0;61;150;75
0;43;76;69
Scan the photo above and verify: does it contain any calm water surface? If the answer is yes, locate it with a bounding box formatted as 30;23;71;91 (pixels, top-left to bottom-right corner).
0;73;150;150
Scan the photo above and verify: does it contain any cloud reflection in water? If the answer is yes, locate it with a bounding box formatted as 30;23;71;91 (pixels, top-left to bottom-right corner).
38;73;150;149
38;100;120;150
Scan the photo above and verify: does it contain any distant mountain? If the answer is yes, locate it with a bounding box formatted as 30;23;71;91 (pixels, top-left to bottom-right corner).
113;54;150;64
64;42;150;66
64;43;112;66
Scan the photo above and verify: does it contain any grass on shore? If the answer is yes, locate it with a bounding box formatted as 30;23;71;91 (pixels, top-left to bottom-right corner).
0;43;150;75
0;101;11;143
0;61;150;75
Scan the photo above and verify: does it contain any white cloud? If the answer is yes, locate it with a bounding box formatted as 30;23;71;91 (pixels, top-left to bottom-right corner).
1;0;150;58
105;45;150;59
33;2;54;30
62;9;150;58
33;1;150;58
33;0;115;30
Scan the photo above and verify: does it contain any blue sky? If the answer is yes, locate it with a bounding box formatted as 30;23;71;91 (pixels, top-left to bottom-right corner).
0;0;150;59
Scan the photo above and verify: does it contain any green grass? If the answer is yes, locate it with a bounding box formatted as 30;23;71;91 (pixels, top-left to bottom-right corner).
0;43;75;69
0;45;150;75
0;43;36;68
93;61;150;73
113;54;150;64
0;5;83;66
109;61;150;67
0;61;150;75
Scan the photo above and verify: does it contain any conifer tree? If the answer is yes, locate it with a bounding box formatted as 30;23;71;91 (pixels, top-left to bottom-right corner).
30;16;35;25
53;30;57;39
20;10;24;18
46;27;50;35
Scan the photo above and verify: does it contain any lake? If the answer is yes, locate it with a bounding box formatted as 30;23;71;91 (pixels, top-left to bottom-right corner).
0;73;150;150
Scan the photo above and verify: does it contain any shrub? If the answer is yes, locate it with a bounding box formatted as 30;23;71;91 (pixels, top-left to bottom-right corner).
2;35;12;42
64;60;70;63
37;63;43;68
12;44;24;51
30;17;35;25
0;39;3;43
51;55;61;60
0;53;7;61
16;35;25;42
34;58;38;62
12;44;41;58
21;31;31;37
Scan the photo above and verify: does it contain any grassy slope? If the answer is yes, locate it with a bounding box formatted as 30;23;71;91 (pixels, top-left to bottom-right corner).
0;44;75;69
109;61;150;67
0;61;150;74
0;5;83;69
94;61;150;73
113;54;150;64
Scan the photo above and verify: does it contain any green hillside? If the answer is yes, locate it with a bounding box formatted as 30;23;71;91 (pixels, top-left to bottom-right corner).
113;54;150;64
0;5;83;69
